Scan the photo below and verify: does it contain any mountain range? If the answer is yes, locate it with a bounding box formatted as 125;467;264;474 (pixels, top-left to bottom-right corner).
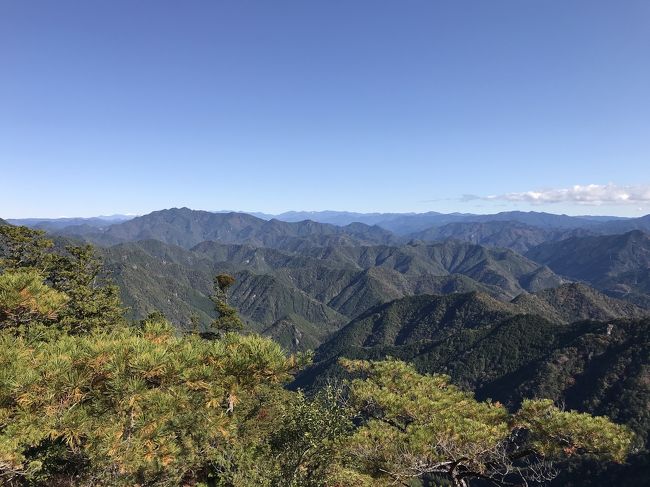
3;207;650;485
6;207;650;353
252;210;634;234
96;235;565;351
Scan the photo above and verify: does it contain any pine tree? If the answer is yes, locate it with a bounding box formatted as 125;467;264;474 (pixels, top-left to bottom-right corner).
0;315;300;486
0;269;69;328
332;359;634;487
0;226;125;333
209;273;244;337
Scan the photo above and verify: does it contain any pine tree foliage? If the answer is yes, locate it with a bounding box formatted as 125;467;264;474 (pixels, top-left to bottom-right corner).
50;245;125;332
0;226;55;273
0;270;69;327
210;274;244;337
0;316;299;486
0;226;125;332
268;384;353;486
334;359;634;487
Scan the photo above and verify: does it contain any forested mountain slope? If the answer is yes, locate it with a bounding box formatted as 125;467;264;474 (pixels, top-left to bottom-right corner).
310;287;647;365
526;230;650;307
98;237;566;351
293;294;650;485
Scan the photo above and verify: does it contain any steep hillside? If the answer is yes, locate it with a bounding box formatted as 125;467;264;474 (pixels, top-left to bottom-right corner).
100;241;218;326
227;270;347;341
512;283;648;323
311;285;646;366
314;292;518;361
294;299;650;482
300;240;564;295
526;230;650;307
98;237;565;349
99;240;347;352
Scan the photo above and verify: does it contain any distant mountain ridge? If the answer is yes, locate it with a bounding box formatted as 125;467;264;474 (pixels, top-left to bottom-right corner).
526;230;650;307
6;207;650;351
65;208;399;249
251;210;635;234
409;220;594;252
12;209;650;254
8;215;133;232
15;209;641;238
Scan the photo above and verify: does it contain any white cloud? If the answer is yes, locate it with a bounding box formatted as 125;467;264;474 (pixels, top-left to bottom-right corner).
463;184;650;206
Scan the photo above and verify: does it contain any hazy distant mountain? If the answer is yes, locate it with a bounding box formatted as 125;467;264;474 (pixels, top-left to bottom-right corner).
466;211;626;229
0;218;8;226
252;210;472;233
250;210;631;235
409;220;594;252
592;213;650;234
71;208;399;249
526;230;650;307
8;215;134;232
44;208;648;262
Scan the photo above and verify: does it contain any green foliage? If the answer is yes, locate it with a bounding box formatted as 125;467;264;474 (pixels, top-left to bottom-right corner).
0;226;125;333
268;384;353;486
334;359;633;487
515;399;632;463
210;274;244;337
0;270;69;327
0;316;299;486
0;226;54;273
0;326;634;486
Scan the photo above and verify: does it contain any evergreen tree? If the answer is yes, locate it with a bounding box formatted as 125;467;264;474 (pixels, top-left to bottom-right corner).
0;226;54;273
0;315;300;486
0;269;69;328
332;359;634;487
50;245;125;332
0;226;125;333
209;273;244;337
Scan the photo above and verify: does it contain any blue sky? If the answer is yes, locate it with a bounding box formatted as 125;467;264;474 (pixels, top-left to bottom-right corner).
1;0;649;218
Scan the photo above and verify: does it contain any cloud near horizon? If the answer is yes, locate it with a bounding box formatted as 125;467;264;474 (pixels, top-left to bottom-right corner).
463;184;650;206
